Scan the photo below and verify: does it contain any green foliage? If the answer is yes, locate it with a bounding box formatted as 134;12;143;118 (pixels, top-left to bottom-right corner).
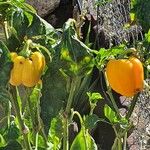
132;0;150;32
95;45;132;69
47;116;63;149
60;19;94;77
40;19;95;133
0;41;12;86
104;104;118;124
84;114;101;129
5;121;20;141
7;8;56;52
40;59;68;133
0;140;22;150
87;92;102;104
0;134;6;147
0;41;12;110
145;29;150;43
0;0;148;149
70;127;97;150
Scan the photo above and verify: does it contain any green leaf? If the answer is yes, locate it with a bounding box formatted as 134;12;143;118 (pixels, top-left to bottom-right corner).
84;114;102;130
7;7;56;51
26;14;55;37
0;41;12;87
5;121;20;141
60;19;94;77
36;135;46;149
24;11;33;27
49;116;63;139
95;45;126;69
47;115;63;149
104;104;118;124
129;12;135;22
87;92;103;104
9;8;28;40
70;128;97;150
145;29;150;43
0;140;22;150
40;59;68;134
0;134;6;147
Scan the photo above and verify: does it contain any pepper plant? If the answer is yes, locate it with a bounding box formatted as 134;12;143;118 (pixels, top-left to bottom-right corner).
0;0;149;150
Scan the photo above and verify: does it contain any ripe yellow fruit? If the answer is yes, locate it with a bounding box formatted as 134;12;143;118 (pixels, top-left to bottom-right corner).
106;57;144;97
9;56;25;86
9;52;45;87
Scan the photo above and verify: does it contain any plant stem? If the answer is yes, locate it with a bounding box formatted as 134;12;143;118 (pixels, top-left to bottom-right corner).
72;111;89;149
63;117;69;150
123;132;127;150
35;132;39;150
19;39;32;57
112;126;122;150
63;77;78;150
126;93;140;119
10;86;32;150
117;138;122;150
3;21;9;40
7;101;11;127
89;103;96;115
65;77;78;114
107;90;121;118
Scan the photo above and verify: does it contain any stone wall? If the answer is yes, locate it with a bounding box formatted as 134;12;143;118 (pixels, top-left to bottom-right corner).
26;0;60;17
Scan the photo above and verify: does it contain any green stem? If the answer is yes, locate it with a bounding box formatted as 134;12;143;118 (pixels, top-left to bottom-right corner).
107;89;121;118
63;117;69;150
31;43;51;62
112;126;122;150
10;86;32;150
19;39;32;57
7;101;11;127
65;78;78;114
63;77;78;150
126;93;139;120
117;138;122;150
72;111;89;149
89;103;96;115
3;21;9;40
40;123;48;147
123;132;127;150
34;132;39;150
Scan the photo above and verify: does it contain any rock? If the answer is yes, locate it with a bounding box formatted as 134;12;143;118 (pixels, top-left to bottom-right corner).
26;0;60;17
127;79;150;150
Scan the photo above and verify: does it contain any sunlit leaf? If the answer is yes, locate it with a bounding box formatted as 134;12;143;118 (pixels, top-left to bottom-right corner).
104;104;118;124
70;128;97;150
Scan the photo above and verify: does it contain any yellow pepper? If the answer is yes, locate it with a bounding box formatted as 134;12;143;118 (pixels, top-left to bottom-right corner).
9;52;45;87
106;57;144;97
9;56;25;86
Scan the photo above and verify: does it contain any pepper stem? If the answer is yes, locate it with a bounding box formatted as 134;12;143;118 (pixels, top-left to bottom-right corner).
19;39;32;58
